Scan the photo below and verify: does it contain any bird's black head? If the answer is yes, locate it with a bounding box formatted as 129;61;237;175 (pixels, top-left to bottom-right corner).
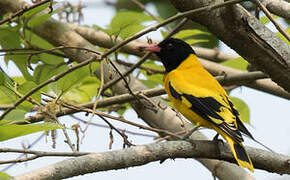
142;38;195;72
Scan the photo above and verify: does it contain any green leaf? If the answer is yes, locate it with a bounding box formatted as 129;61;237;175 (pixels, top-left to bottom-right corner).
4;109;26;121
118;24;145;39
0;25;21;51
160;30;168;38
140;61;164;88
117;103;131;115
0;71;4;85
14;81;41;111
33;64;67;84
18;81;41;102
0;172;12;180
0;109;27;125
221;57;248;71
56;64;90;94
28;13;52;28
153;1;177;19
0;122;64;142
0;26;32;80
105;11;153;39
27;6;60;28
229;97;250;124
61;76;100;103
0;86;17;105
24;30;64;65
174;29;210;39
13;76;26;85
173;29;214;46
22;2;49;18
259;16;270;24
140;73;163;88
142;60;165;70
276;28;290;45
0;70;13;88
259;15;278;24
185;39;209;45
110;11;152;29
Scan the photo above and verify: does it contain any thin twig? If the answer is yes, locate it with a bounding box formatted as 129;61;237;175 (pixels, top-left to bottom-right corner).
164;18;189;40
41;106;76;151
0;47;67;58
155;130;187;142
100;0;245;60
130;0;162;23
102;17;189;92
57;101;182;140
1;133;45;171
61;125;76;151
0;46;100;57
0;148;90;165
102;52;151;91
0;0;51;25
0;55;98;120
71;115;156;138
81;61;105;142
26;71;271;125
107;58;157;112
252;0;290;42
116;59;165;74
129;0;169;31
97;115;133;147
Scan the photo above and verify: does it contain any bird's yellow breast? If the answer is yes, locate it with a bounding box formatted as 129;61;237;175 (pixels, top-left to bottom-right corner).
164;54;234;129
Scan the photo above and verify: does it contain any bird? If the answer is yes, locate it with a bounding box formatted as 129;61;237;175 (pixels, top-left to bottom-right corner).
141;38;254;172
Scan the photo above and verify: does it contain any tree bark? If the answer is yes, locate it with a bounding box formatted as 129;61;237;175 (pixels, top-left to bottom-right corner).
15;140;290;180
67;24;290;100
261;0;290;19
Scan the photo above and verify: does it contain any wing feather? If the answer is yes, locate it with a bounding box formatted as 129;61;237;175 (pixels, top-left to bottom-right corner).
168;79;243;143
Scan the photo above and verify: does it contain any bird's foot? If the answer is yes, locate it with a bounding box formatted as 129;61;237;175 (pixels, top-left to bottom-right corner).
212;133;224;159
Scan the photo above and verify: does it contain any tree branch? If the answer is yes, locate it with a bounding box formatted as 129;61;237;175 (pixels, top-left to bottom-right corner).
261;0;290;19
199;57;290;99
25;70;271;125
252;0;290;41
14;140;290;180
66;24;290;100
170;0;290;92
0;0;51;25
68;23;237;62
0;55;99;120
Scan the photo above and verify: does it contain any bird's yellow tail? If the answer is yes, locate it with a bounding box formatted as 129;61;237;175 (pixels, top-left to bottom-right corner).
224;136;254;172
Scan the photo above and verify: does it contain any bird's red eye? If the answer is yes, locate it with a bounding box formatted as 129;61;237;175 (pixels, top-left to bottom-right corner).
166;43;173;50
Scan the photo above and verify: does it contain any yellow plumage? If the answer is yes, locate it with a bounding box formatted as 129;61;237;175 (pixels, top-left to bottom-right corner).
164;54;254;172
142;38;254;172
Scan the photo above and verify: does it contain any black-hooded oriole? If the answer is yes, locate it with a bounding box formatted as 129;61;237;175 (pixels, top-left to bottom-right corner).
142;38;254;172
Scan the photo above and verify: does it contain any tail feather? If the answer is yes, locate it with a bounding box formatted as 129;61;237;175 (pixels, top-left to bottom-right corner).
224;136;254;172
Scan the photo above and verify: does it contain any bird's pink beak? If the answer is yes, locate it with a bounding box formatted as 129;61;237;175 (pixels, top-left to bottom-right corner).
140;44;161;53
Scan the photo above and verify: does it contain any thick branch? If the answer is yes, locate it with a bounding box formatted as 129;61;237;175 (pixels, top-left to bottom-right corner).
67;24;290;100
170;0;290;92
199;58;290;99
261;0;290;19
14;140;290;180
25;71;269;124
68;24;237;63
